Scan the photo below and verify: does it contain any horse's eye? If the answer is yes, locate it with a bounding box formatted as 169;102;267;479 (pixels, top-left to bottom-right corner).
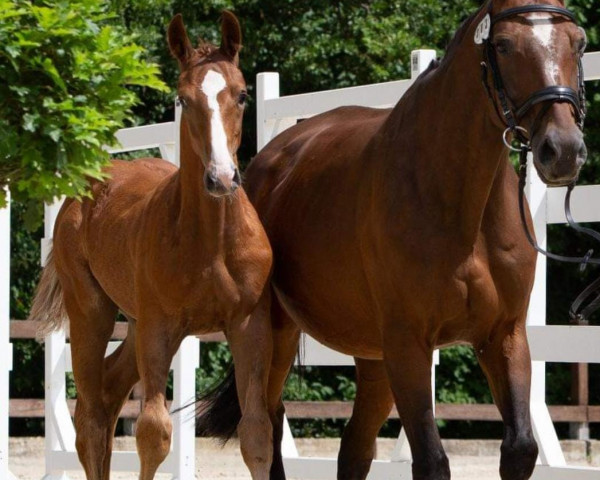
238;91;248;106
493;38;512;55
576;38;587;57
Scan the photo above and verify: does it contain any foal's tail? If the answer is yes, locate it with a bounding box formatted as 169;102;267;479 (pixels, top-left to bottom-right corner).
29;249;68;340
194;366;241;444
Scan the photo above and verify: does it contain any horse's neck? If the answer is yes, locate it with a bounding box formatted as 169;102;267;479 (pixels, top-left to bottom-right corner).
173;119;241;249
377;38;509;245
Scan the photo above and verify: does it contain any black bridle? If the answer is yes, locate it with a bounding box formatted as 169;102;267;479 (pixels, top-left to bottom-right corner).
481;3;599;323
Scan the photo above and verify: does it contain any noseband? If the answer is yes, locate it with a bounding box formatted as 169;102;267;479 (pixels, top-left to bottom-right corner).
481;4;599;322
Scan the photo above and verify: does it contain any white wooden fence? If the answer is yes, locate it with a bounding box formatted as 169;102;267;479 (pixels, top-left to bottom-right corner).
256;49;600;480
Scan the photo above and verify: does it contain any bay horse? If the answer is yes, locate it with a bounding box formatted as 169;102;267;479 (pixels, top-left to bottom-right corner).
30;12;274;480
197;1;588;479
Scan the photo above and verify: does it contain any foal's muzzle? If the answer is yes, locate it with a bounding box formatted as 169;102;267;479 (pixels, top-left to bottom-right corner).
204;168;241;197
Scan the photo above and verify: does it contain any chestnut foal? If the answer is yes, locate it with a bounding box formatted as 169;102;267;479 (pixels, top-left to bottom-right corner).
30;12;273;480
199;1;588;480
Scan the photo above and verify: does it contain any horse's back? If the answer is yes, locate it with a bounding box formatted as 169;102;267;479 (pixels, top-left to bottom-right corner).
246;105;388;214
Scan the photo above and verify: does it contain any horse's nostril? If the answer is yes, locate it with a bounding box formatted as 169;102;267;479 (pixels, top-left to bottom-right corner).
539;138;558;166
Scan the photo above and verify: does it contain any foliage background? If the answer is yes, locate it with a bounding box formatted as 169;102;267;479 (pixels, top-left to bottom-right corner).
7;0;600;439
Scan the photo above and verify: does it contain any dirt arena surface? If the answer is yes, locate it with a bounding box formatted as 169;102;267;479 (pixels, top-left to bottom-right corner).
9;437;599;479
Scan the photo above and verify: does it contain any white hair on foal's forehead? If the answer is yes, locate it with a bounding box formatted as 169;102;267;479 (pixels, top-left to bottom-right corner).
527;13;559;83
201;70;235;179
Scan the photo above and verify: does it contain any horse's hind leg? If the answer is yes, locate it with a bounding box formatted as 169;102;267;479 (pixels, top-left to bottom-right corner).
476;320;538;480
60;267;118;480
338;358;394;480
383;329;449;480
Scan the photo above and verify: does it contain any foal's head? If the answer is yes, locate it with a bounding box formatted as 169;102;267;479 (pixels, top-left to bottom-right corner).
483;0;587;185
168;12;246;197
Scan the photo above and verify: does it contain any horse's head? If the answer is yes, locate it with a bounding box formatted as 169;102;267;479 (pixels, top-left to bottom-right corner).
483;0;587;185
168;12;246;197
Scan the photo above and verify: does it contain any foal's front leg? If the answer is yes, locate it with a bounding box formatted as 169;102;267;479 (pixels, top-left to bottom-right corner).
226;292;274;480
476;319;538;480
383;325;450;480
134;314;180;480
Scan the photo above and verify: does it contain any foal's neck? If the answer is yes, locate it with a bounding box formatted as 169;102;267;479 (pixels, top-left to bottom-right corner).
381;25;508;245
174;117;241;245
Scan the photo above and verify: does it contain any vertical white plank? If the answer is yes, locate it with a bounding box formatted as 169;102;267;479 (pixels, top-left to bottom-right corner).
410;49;437;80
170;336;199;480
0;191;17;480
524;154;565;466
256;72;281;152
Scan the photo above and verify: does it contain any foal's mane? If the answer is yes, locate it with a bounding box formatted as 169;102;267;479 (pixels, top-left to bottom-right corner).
196;40;219;58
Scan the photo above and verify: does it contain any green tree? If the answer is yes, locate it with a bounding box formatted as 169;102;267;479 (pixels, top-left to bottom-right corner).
0;0;167;221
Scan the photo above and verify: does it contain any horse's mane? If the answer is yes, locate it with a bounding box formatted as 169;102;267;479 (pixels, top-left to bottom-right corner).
424;5;484;73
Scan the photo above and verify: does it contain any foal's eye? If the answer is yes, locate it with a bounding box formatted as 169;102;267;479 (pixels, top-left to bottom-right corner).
238;91;248;106
177;96;188;109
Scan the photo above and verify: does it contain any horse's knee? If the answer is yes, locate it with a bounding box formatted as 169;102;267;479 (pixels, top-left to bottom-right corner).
412;449;450;480
500;434;538;480
238;411;273;472
136;402;172;464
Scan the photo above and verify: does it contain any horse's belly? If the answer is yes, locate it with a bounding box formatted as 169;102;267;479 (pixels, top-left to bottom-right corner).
272;273;383;359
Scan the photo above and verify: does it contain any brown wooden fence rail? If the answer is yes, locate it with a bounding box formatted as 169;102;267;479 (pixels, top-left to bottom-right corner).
9;320;599;423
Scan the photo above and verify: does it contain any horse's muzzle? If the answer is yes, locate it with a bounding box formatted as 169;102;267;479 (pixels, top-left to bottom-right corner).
533;127;587;186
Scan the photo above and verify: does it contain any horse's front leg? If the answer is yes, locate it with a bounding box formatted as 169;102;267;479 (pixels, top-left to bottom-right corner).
476;319;538;480
383;324;449;480
226;291;274;480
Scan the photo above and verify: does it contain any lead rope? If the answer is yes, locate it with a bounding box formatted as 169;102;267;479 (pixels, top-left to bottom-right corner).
517;145;600;323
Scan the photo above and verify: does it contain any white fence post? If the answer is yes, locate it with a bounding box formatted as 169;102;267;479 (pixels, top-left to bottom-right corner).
524;156;567;468
1;191;17;480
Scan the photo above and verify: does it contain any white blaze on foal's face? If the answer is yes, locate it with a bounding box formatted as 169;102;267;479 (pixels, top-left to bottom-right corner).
201;69;235;180
528;13;559;83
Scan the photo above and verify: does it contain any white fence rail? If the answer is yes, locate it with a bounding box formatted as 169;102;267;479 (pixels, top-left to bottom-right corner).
257;49;600;480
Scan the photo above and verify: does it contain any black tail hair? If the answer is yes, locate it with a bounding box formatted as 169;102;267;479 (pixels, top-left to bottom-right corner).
193;366;241;444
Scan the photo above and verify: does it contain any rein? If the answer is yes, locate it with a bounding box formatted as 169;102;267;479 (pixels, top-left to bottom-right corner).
480;3;599;322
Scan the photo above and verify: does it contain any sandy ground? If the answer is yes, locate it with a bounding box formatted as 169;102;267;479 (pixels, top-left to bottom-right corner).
8;437;599;479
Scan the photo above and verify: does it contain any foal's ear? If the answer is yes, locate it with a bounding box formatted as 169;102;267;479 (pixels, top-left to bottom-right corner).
220;10;242;65
168;14;195;68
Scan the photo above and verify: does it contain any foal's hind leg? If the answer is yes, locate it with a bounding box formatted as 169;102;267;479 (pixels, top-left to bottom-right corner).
383;328;449;480
338;358;394;480
476;320;538;480
100;320;140;476
61;269;118;480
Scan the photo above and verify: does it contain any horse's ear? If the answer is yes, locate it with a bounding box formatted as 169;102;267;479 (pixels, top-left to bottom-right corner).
220;10;242;65
168;14;195;68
